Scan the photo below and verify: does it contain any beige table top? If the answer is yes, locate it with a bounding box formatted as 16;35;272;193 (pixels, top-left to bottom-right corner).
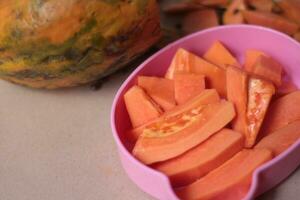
0;71;299;200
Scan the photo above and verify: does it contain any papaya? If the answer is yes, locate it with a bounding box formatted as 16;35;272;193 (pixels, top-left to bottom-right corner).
226;66;248;135
277;0;300;25
223;0;246;25
132;101;235;164
244;50;267;72
182;9;219;35
247;0;274;12
204;41;240;69
256;120;300;156
249;55;283;86
137;76;176;111
277;79;298;96
191;0;229;7
260;91;300;135
127;89;220;142
153;129;244;187
242;10;299;35
175;149;273;200
246;77;275;147
0;0;161;89
165;48;227;97
174;74;205;104
124;85;163;128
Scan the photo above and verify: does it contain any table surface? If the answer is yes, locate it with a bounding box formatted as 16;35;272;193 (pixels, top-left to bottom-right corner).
0;71;299;200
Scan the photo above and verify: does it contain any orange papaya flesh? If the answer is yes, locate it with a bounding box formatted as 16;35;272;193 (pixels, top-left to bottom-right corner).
124;85;163;128
175;149;273;200
132;101;235;164
174;73;205;105
276;79;298;97
153;128;244;187
244;49;267;72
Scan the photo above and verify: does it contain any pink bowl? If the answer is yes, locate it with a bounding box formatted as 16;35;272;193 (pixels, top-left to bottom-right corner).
111;25;300;200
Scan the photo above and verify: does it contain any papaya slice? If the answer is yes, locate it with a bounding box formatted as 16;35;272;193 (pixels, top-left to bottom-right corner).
242;10;299;35
249;55;283;86
226;66;248;135
223;0;246;25
244;49;267;72
278;0;300;25
260;91;300;136
165;48;227;97
277;79;298;96
182;9;219;35
132;101;235;164
247;0;274;12
246;77;275;147
203;41;240;69
153;128;244;187
175;149;273;200
174;73;205;104
127;89;220;142
137;76;176;111
256;120;300;156
124;86;163;128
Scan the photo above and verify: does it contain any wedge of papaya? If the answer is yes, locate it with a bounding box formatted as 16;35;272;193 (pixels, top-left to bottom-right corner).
242;10;299;35
278;0;300;25
182;9;219;35
226;66;248;135
223;0;246;25
247;0;274;12
127;89;220;142
204;41;240;69
132;101;235;164
137;76;176;111
277;79;298;96
260;91;300;135
249;55;283;86
153;129;244;187
246;77;275;147
256;120;300;156
165;48;226;97
124;86;163;128
244;49;267;72
176;149;273;200
174;74;205;104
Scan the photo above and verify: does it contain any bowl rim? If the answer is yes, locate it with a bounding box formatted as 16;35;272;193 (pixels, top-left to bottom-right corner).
110;24;300;200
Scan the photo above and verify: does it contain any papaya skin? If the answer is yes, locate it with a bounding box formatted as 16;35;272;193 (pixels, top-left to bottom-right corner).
0;0;161;89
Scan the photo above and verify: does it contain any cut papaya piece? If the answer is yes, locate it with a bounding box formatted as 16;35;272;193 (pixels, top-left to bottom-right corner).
175;149;273;200
132;101;235;164
223;0;246;25
127;89;220;142
246;77;275;147
153;129;244;187
192;0;229;7
256;120;300;156
249;55;283;86
226;66;248;135
124;86;163;128
182;9;219;35
165;48;227;97
247;0;274;12
278;0;300;25
204;41;240;69
137;76;176;111
174;74;205;104
244;49;267;72
260;91;300;136
242;10;299;35
277;79;298;96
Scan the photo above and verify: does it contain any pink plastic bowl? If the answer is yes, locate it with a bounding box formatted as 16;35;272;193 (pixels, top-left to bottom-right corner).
111;25;300;200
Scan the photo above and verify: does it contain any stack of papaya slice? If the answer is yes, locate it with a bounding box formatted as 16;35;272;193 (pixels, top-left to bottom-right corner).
162;0;300;42
123;41;300;200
